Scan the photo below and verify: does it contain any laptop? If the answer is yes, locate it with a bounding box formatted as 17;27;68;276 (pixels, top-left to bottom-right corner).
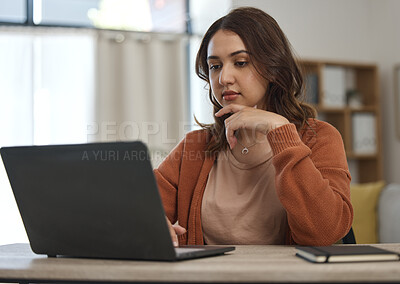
0;141;234;261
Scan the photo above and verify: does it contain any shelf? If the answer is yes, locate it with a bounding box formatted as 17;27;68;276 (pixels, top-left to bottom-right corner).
347;153;378;160
349;106;377;112
300;59;382;183
315;106;346;113
315;106;377;113
301;58;376;69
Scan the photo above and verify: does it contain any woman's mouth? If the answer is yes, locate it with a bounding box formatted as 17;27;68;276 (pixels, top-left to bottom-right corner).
222;91;240;101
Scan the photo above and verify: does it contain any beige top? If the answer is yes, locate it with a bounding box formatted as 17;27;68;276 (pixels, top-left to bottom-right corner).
201;149;288;245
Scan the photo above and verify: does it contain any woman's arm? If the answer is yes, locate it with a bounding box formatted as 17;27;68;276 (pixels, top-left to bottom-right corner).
215;104;352;245
268;121;353;246
154;140;185;225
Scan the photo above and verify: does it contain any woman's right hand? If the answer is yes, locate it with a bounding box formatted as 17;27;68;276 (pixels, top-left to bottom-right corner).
165;216;187;247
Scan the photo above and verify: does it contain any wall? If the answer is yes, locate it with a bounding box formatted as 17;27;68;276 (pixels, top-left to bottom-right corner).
369;0;400;184
232;0;373;61
232;0;400;183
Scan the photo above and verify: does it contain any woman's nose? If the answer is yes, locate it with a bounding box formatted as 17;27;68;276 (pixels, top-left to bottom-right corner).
219;66;235;86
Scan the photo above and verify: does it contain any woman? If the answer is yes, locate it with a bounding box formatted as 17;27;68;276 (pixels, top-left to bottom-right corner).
154;7;353;246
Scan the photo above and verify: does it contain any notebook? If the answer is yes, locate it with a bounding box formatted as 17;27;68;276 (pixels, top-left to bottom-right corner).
0;142;234;261
296;245;400;263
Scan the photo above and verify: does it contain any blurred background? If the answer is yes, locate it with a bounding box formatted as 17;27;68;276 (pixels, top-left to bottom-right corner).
1;0;400;245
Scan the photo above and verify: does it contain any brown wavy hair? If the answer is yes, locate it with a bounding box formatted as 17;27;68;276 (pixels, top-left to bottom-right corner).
195;6;316;154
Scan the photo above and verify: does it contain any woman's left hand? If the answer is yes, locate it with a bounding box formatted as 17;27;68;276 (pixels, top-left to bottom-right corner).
215;104;290;149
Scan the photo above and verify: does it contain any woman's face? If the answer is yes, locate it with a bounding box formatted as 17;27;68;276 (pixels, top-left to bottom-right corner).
207;29;268;108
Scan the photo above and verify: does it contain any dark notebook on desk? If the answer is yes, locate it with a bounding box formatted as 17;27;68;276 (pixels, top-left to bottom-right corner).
0;142;234;261
296;245;400;263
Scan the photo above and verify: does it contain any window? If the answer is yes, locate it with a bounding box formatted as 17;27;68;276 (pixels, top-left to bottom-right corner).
0;0;26;23
0;29;95;245
0;0;232;246
0;0;187;33
36;0;99;27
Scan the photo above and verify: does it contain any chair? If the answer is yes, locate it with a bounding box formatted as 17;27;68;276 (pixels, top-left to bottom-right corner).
342;227;356;244
378;184;400;243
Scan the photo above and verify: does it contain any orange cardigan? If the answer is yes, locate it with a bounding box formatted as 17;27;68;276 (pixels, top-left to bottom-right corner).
154;119;353;246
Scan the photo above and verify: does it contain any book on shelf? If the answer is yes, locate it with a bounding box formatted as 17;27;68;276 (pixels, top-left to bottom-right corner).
296;245;400;263
352;112;377;155
305;73;318;105
322;66;346;107
345;68;356;91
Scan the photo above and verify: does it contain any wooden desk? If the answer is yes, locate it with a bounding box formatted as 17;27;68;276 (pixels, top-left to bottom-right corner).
0;243;399;283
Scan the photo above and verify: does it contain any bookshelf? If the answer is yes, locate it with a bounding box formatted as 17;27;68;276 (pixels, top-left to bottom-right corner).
300;59;383;183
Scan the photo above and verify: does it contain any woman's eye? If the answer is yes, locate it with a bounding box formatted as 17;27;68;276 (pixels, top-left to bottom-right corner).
235;61;248;67
209;64;221;70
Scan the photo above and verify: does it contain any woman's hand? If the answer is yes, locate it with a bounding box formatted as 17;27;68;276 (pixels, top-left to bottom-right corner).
165;216;187;247
215;104;290;149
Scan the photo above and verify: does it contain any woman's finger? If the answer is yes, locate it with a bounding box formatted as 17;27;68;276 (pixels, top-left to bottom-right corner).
225;114;244;149
172;224;187;236
165;217;179;247
215;104;245;117
225;126;237;149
